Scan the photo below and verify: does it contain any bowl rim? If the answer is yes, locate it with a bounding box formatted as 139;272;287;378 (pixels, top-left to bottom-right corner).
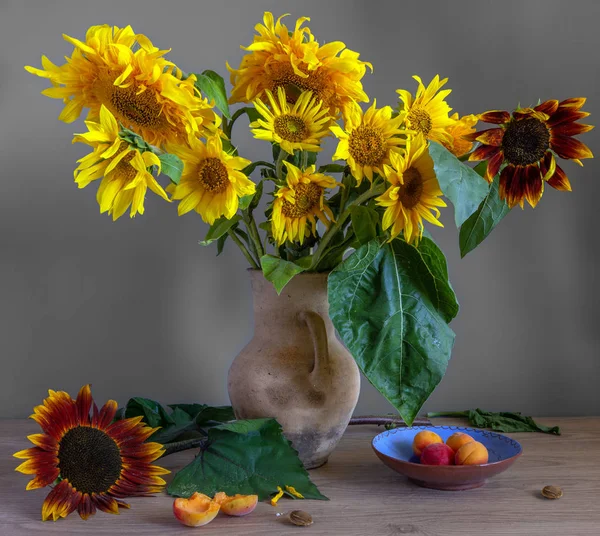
371;425;523;469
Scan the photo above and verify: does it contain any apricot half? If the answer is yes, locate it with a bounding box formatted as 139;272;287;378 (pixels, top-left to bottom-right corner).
214;492;258;517
446;432;475;453
455;441;489;465
412;430;443;456
420;443;455;465
173;492;221;527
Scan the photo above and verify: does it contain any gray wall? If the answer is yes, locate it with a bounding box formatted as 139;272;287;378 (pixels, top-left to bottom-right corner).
1;0;598;419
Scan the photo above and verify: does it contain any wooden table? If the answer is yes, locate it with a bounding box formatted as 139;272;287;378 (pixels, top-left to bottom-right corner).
1;417;599;535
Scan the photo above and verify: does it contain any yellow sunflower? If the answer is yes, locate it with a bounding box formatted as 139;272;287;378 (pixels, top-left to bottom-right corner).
330;100;407;184
271;161;338;245
227;12;372;117
169;134;255;224
14;385;168;521
376;135;446;244
250;87;332;153
397;75;456;146
73;105;170;220
441;113;479;157
25;24;219;147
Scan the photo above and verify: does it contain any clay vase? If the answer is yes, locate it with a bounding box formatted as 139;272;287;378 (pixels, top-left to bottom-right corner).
228;270;360;469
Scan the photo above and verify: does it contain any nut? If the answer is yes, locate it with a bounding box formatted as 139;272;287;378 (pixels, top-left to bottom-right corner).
541;485;563;499
289;510;313;526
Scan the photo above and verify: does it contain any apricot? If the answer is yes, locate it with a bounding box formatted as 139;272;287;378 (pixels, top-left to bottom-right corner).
446;432;475;453
173;492;221;527
420;443;455;465
412;430;443;456
455;441;489;465
214;492;258;516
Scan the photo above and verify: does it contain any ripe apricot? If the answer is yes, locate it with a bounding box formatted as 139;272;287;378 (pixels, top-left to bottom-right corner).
420;443;455;465
455;441;489;465
446;432;475;453
412;430;443;456
214;492;258;516
173;492;220;527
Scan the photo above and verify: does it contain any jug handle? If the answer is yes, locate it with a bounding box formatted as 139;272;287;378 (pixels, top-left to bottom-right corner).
298;311;331;379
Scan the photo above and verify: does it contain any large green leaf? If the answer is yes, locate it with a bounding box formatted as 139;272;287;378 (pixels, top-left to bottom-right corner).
158;153;184;184
199;216;242;246
429;141;489;228
459;173;510;258
328;239;456;425
167;419;327;501
194;70;231;119
260;255;305;294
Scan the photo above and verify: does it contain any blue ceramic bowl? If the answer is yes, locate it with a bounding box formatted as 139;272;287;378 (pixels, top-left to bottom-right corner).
372;426;522;490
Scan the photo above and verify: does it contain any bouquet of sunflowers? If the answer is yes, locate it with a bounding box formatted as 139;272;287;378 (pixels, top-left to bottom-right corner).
26;11;592;430
21;10;593;522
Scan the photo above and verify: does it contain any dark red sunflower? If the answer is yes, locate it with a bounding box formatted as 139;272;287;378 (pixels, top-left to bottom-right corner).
466;98;593;208
14;385;169;521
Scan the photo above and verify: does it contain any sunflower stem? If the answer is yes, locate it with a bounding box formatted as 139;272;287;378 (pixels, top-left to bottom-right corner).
275;148;288;182
161;438;206;458
243;212;265;259
301;150;309;170
310;183;385;270
228;229;260;269
223;108;248;139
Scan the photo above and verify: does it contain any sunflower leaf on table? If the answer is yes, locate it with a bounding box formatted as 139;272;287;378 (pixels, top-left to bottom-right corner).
168;418;327;502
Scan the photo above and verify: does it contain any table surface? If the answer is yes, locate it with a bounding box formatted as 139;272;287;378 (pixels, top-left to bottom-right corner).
1;417;599;536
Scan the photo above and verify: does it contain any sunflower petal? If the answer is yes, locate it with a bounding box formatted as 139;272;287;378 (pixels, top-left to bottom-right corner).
550;135;594;161
547;164;572;192
479;110;510;124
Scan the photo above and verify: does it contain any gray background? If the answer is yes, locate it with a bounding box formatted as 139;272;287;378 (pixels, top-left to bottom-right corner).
0;0;598;419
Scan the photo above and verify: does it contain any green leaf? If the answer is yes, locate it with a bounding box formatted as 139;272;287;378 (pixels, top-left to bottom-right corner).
167;418;327;500
216;233;227;256
125;397;174;428
412;236;459;323
158;153;184;184
328;239;456;425
168;404;235;428
427;409;561;435
349;206;379;246
428;141;490;228
194;70;231;119
260;255;306;294
122;399;236;444
318;164;347;174
239;179;264;211
124;397;193;444
199;216;242;246
459;173;511;258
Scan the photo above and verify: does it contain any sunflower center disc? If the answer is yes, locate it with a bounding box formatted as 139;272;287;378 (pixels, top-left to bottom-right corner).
270;63;329;105
274;115;308;142
407;108;433;136
58;426;122;494
199;158;229;193
282;182;322;217
399;167;424;209
110;143;137;181
502;117;550;166
110;83;165;129
348;126;386;167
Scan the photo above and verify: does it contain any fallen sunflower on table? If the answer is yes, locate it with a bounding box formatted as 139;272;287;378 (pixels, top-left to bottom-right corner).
14;385;169;521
